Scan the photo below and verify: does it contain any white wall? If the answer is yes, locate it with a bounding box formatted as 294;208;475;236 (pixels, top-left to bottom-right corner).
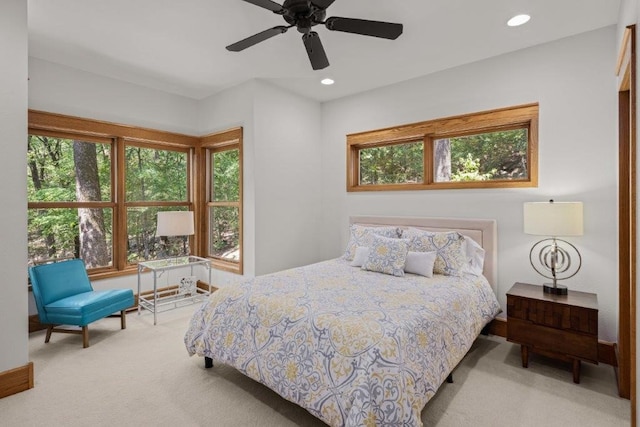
29;58;200;135
320;26;619;341
0;0;28;373
199;80;323;280
252;81;323;275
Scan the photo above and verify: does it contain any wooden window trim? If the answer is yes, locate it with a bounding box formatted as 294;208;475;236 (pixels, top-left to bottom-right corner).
347;103;539;191
200;127;244;275
29;110;198;147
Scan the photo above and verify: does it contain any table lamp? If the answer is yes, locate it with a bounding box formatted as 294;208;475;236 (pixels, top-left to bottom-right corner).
523;200;583;295
156;211;195;258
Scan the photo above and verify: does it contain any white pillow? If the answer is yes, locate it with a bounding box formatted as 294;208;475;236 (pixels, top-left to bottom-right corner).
350;246;370;267
403;228;467;276
463;236;485;276
404;251;437;277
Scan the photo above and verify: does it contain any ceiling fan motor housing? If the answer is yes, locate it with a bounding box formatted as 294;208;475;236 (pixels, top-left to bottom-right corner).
281;0;327;33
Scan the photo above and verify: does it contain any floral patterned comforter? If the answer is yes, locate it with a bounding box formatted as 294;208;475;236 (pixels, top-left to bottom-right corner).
184;258;501;426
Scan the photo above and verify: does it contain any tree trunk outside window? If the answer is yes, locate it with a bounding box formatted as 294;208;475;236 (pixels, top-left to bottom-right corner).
73;141;109;268
435;138;451;182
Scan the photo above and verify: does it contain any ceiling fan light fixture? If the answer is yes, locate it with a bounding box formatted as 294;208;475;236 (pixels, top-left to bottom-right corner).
321;78;334;85
507;14;530;27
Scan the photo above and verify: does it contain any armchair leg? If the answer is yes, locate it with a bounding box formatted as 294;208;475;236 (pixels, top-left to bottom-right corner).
120;310;127;329
45;325;53;344
82;326;89;348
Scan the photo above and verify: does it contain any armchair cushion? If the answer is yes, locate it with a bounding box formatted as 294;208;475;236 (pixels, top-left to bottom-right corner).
44;289;134;326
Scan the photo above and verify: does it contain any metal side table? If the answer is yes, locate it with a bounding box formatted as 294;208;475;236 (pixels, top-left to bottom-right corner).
137;256;212;325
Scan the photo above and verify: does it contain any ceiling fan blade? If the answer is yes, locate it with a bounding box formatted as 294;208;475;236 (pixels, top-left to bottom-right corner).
226;26;289;52
240;0;284;13
325;17;403;40
303;32;329;70
311;0;335;9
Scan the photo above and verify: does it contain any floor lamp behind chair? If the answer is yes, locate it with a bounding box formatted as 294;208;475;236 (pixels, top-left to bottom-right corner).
523;200;583;295
156;211;195;259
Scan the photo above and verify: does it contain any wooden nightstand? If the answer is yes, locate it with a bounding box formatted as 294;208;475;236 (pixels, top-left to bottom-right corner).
506;282;598;383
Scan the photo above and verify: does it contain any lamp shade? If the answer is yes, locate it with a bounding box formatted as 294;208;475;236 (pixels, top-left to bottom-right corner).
523;201;583;237
156;211;194;237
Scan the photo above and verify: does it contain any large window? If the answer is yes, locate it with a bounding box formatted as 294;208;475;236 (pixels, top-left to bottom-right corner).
125;143;191;263
201;128;243;274
28;134;114;270
28;111;198;277
347;104;538;191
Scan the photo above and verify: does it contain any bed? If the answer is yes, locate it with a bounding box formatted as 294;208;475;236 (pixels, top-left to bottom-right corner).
184;216;501;426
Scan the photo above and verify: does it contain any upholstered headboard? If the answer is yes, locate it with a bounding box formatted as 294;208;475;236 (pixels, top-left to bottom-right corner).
349;216;498;293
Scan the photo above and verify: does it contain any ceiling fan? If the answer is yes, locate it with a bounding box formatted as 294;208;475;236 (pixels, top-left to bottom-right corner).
226;0;403;70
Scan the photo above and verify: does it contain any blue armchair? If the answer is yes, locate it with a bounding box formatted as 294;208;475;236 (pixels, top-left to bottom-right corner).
28;259;135;348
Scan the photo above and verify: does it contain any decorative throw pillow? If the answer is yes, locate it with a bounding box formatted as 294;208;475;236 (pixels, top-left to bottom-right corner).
361;235;409;277
403;228;468;276
350;246;370;267
463;236;485;276
343;224;401;261
404;251;437;277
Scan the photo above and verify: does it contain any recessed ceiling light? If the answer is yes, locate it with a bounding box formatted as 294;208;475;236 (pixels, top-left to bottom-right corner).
321;78;334;85
507;14;530;27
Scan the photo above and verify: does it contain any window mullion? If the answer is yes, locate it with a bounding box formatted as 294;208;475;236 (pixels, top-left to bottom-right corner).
115;137;126;271
424;136;433;185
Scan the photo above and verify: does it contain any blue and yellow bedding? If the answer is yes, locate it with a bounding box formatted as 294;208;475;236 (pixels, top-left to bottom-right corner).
184;258;500;426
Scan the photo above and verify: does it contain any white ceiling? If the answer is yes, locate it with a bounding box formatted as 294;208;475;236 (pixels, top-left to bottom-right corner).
28;0;621;103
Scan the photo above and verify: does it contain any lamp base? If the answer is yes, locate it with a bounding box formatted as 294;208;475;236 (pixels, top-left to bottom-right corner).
543;283;568;295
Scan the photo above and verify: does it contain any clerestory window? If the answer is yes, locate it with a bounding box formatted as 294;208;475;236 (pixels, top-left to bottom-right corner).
347;104;538;191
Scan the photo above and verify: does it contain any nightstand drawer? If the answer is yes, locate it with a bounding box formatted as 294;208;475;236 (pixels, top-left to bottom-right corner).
507;317;598;363
507;295;597;335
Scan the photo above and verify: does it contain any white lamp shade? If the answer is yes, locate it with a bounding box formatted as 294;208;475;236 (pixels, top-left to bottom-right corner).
523;201;583;237
156;211;194;237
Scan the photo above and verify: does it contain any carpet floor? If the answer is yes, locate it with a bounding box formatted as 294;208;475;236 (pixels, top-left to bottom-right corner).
1;304;630;426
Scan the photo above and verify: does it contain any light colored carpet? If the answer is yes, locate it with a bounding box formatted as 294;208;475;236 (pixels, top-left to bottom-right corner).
1;304;630;426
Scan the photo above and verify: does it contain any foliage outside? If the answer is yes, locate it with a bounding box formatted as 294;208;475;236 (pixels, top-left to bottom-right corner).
125;145;189;263
446;128;528;182
359;141;423;185
210;149;240;261
358;128;528;185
